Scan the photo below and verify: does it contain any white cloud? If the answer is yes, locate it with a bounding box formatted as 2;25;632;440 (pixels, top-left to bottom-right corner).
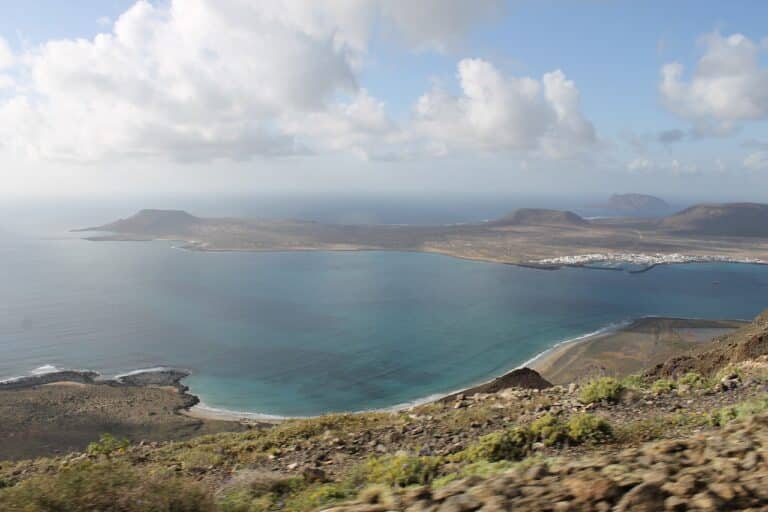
744;151;768;171
379;0;505;52
0;75;14;90
0;0;366;161
0;36;14;70
0;0;585;165
281;89;408;160
626;158;652;172
660;32;768;133
412;59;595;158
626;157;699;175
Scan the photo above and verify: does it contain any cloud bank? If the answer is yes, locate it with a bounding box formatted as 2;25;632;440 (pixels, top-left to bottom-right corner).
0;0;597;164
660;32;768;134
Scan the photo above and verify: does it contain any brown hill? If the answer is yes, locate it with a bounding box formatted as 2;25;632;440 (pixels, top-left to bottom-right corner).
644;309;768;380
660;202;768;237
492;208;589;227
79;209;202;235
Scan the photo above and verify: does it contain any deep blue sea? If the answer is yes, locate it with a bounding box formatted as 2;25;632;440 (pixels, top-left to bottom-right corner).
1;228;768;417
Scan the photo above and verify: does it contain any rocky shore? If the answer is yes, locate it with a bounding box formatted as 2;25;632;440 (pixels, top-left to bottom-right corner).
0;367;191;392
0;368;247;460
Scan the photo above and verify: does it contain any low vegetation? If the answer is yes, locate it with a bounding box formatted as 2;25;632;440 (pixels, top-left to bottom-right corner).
710;394;768;427
650;378;676;395
4;360;768;511
0;460;215;512
578;377;624;404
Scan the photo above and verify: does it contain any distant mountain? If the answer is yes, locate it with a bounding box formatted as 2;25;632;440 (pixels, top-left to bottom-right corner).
493;208;589;227
660;203;768;237
79;209;202;235
607;193;670;215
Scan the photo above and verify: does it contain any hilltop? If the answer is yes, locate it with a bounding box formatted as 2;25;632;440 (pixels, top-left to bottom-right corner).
492;208;589;227
4;310;768;510
607;193;671;215
78;209;203;235
660;203;768;237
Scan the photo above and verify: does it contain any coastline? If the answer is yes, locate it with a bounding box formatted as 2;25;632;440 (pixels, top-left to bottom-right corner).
79;232;768;273
1;311;750;427
3;314;744;424
184;314;748;420
528;316;748;385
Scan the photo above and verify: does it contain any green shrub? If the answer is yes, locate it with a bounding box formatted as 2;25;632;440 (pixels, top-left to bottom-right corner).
529;414;568;447
621;374;646;390
0;460;214;512
567;413;613;444
363;454;441;487
678;371;707;388
650;378;676;395
284;483;354;512
578;377;624;404
462;427;532;463
710;395;768;427
715;365;743;382
357;484;395;506
218;471;304;512
86;433;131;457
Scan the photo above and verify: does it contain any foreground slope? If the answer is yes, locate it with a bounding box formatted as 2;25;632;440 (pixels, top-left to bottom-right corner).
4;310;768;510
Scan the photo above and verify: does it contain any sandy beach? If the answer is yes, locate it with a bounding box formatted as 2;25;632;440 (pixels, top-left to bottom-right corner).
529;317;747;385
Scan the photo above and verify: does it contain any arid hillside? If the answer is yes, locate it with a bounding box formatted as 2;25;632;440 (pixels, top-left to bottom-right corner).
4;310;768;511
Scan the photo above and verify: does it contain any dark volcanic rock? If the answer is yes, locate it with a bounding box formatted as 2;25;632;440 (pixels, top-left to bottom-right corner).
115;368;191;388
443;368;553;402
0;370;100;390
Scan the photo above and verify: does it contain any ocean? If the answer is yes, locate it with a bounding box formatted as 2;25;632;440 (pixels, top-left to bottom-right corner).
1;233;767;416
0;197;765;417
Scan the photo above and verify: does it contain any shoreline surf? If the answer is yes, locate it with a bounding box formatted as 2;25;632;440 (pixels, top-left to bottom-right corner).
3;314;740;423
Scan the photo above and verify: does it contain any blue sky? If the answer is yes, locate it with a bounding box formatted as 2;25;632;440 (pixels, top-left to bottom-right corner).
0;1;767;200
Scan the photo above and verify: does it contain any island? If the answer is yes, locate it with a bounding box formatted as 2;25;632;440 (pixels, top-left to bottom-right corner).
605;193;672;216
76;202;768;270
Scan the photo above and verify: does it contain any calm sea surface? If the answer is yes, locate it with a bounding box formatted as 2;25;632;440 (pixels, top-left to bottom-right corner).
2;232;768;416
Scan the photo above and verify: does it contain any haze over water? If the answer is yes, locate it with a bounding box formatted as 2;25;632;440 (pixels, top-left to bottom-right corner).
2;204;768;416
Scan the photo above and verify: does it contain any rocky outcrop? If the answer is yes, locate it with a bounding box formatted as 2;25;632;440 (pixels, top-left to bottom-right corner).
0;370;99;390
323;413;768;512
443;368;552;403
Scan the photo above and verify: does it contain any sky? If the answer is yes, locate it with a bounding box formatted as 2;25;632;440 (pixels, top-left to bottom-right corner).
1;0;768;202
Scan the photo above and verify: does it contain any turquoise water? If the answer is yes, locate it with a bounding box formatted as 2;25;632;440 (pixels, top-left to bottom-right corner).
1;233;768;416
